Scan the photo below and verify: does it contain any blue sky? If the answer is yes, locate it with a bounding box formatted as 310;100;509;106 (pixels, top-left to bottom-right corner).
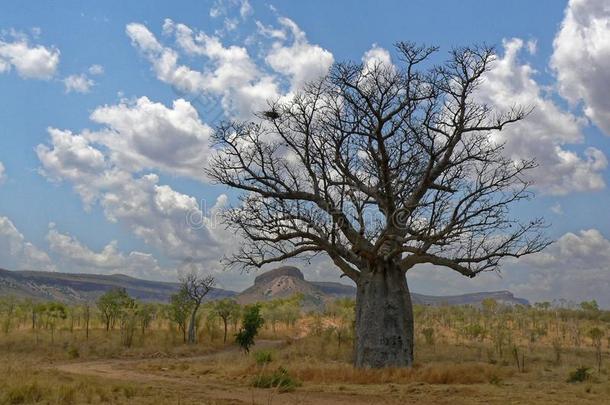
1;0;610;305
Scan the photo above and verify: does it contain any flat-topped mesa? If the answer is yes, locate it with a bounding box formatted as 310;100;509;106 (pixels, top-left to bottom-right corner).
253;266;304;285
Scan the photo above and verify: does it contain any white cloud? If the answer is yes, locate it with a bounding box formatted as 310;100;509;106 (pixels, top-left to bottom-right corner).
127;22;209;94
36;119;217;271
47;225;173;280
265;17;334;91
209;0;252;20
240;0;253;19
0;33;59;80
36;127;112;207
256;21;287;40
362;44;393;68
515;229;610;306
525;39;537;55
477;38;607;195
130;20;280;118
88;97;213;179
552;0;610;135
88;64;104;75
36;123;233;270
550;203;563;215
63;73;94;93
34;13;609;299
168;20;259;90
128;17;334;118
37;96;213;208
64;64;104;94
0;161;5;184
407;228;610;307
0;216;55;271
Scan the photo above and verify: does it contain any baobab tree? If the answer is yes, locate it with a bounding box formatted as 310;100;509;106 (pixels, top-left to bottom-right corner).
207;43;549;368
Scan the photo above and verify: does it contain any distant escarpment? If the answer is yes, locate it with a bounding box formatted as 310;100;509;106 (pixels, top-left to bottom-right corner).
0;266;529;308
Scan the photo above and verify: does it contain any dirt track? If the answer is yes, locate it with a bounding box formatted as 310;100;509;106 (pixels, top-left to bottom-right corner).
51;341;389;405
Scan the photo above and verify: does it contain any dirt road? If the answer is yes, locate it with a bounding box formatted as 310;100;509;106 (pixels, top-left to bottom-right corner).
52;341;388;405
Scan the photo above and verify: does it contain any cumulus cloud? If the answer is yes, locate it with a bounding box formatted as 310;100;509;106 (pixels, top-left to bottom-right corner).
265;17;334;91
477;38;607;195
37;96;212;198
36;112;254;287
36;120;233;274
239;0;253;19
127;22;207;94
0;216;55;271
407;228;610;307
63;73;94;93
552;0;610;135
34;11;610;300
128;17;333;118
127;19;604;197
0;32;59;80
362;44;393;68
63;64;104;94
36;127;113;207
514;229;610;306
88;97;213;179
88;64;104;75
128;20;279;118
209;0;252;20
47;225;173;280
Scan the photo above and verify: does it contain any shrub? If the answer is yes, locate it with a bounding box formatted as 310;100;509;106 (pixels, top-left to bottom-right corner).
252;366;301;392
67;345;80;359
489;374;502;385
254;349;273;365
422;327;435;345
567;366;591;383
235;304;264;353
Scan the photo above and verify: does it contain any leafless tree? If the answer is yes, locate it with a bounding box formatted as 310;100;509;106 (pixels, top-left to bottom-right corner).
180;272;216;344
207;42;550;368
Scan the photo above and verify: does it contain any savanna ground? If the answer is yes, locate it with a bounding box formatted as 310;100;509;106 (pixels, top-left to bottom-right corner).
0;296;609;404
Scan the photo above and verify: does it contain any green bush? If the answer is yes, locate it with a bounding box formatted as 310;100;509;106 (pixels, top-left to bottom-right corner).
235;304;264;353
253;349;273;365
567;366;591;383
488;374;502;386
422;327;435;345
66;345;80;359
252;366;301;392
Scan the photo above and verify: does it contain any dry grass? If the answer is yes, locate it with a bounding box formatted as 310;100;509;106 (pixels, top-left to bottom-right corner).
0;327;226;363
287;362;508;385
0;355;152;405
0;308;609;404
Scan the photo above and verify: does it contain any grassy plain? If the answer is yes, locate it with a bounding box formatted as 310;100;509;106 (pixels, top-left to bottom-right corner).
0;301;609;404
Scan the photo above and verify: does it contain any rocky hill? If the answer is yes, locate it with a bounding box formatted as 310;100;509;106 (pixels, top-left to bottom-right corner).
0;268;234;303
236;266;329;309
0;266;529;307
411;290;529;307
234;266;529;308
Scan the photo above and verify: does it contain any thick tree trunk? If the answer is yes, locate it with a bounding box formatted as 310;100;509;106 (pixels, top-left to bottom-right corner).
354;263;414;368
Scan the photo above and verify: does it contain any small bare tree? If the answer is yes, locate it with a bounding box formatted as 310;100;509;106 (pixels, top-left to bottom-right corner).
207;42;549;368
214;298;240;343
180;272;216;344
